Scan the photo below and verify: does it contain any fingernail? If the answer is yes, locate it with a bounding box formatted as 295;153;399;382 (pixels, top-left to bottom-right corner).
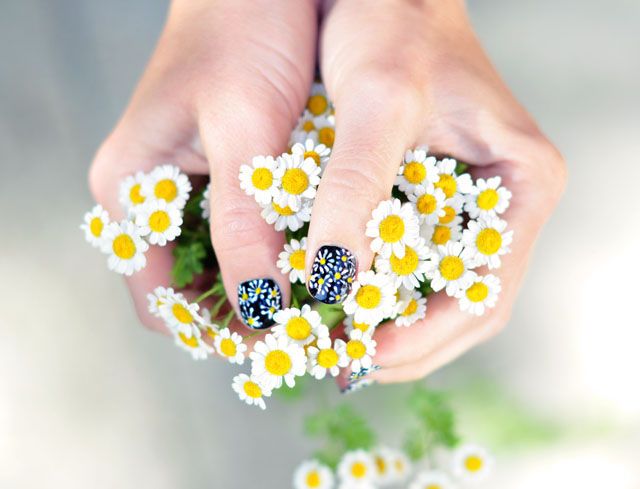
348;365;381;381
237;278;282;329
307;245;356;304
341;378;376;395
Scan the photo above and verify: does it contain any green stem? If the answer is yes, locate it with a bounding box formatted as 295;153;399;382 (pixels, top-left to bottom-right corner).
221;309;235;328
209;295;228;318
195;288;216;303
242;328;269;341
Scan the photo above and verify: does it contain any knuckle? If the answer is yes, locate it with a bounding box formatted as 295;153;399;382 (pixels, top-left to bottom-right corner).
210;197;269;252
324;164;388;209
88;140;118;205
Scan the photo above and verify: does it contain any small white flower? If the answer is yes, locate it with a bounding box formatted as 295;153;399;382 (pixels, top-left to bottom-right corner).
307;335;349;379
261;199;312;232
81;204;109;247
433;158;473;200
214;328;247;365
407;183;446;225
232;373;272;410
305;82;332;116
291;139;331;173
371;446;397;486
119;171;148;211
462;217;513;269
428;242;478;297
100;220;149;276
197;309;221;344
451;444;493;482
366;199;420;258
437;194;465;227
344;329;377;373
389;450;411;484
374;239;431;290
396;149;439;194
304;114;336;148
173;327;213;360
200;182;211;220
394;288;427;327
290;110;317;146
274;152;321;211
294;459;335;489
272;304;323;346
343;315;378;336
421;221;463;249
343;271;397;326
135;199;183;246
239;155;281;205
465;176;512;219
457;273;501;316
142;164;192;209
146;286;174;317
408;470;455;489
337;450;376;486
250;333;307;390
276;238;307;284
158;291;202;336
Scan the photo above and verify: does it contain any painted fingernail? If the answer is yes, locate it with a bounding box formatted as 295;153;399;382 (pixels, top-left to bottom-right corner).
348;365;381;381
237;278;282;329
341;378;376;395
307;245;356;304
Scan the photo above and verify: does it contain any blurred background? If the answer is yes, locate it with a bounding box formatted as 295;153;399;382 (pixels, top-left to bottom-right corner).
1;0;639;487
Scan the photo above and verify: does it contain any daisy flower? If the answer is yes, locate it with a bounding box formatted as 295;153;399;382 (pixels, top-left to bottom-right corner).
343;315;378;336
146;286;174;318
250;333;307;389
214;328;247;365
457;273;501;316
438;194;465;227
371;446;397;486
200;182;211;220
261;199;312;232
119;171;148;211
396;148;439;194
81;204;109;247
343;271;397;325
433;158;473;200
307;336;348;379
135;199;183;246
389;451;411;484
100;220;149;276
337;450;376;487
366;199;420;258
290;110;318;146
462;217;513;269
408;471;455;489
232;373;272;410
142;164;191;209
374;239;431;290
307;114;336;148
421;222;463;249
451;444;493;482
197;309;221;344
407;183;446;225
291;138;331;172
395;288;427;327
274;152;321;211
465;176;512;219
276;237;307;284
305;82;332;116
294;460;335;489
272;304;322;346
239;155;281;205
173;327;213;360
344;329;377;373
428;242;478;297
158;291;202;336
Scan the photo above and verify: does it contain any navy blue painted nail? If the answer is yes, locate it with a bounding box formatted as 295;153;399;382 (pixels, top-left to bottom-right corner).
341;378;375;395
348;365;381;381
307;245;356;304
237;278;282;329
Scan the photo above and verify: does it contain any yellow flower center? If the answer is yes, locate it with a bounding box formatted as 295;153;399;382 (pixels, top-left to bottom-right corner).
205;327;218;341
426;485;442;489
251;167;273;190
273;203;295;216
395;460;405;472
375;456;387;474
466;282;489;302
317;348;339;368
306;470;321;488
307;94;328;116
304;150;321;166
476;228;502;255
439;256;464;281
416;193;437;215
346;339;366;359
439;206;456;224
129;183;145;204
403;161;426;184
351;462;367;479
353;321;371;332
154;178;178;202
435;174;457;198
148;210;170;233
401;298;418;316
178;332;198;348
389;246;419;275
243;380;262;399
264;350;292;376
282;168;309;195
89;217;103;237
355;285;382;309
379;215;405;243
465;455;484;472
318;127;335;147
172;303;193;324
112;234;136;259
477;188;499;210
302;120;316;132
289;249;306;270
285;317;312;341
431;225;451;245
220;338;237;357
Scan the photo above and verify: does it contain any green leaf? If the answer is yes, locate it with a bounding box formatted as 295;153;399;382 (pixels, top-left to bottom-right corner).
455;161;469;175
403;426;429;461
172;241;207;288
407;386;460;450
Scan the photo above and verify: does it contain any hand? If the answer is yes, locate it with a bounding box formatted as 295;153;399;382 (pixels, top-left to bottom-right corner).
305;0;566;385
89;0;317;333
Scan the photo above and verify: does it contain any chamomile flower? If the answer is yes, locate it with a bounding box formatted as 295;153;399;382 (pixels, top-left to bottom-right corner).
146;286;174;318
294;460;335;489
408;471;455;489
395;288;427;327
306;114;336;148
232;373;272;410
274;152;321;211
428;242;478;297
276;237;307;284
451;444;493;482
200;182;211;220
291;138;331;172
272;304;322;346
457;273;501;316
344;329;377;373
462;217;513;269
343;271;397;325
250;333;307;389
307;336;348;379
389;451;411;484
135;199;183;246
344;315;378;336
374;239;431;290
158;291;202;336
290;110;318;146
119;171;148;211
239;155;281;205
81;204;109;247
261;199;312;232
306;82;332;116
337;450;376;486
214;328;247;365
197;309;220;344
366;199;420;258
396;149;439;194
433;158;473;200
438;194;465;228
100;220;149;276
465;176;512;219
407;183;446;225
173;327;213;360
421;222;463;248
142;164;191;209
371;446;397;486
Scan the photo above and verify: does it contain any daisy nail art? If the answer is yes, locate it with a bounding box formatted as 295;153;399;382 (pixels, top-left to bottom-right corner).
100;220;149;276
276;237;307;284
293;460;335;489
81;204;109;247
135;199;183;246
308;245;357;304
272;304;322;346
366;198;420;258
428;242;478;297
232;373;272;410
214;328;247;365
465;176;512;219
462;217;513;269
237;278;282;329
142;164;191;209
239;155;281;205
451;443;493;482
119;171;147;211
250;333;307;390
396;148;439;194
457;273;501;316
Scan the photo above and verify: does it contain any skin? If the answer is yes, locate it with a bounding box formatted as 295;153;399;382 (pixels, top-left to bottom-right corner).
90;0;566;385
